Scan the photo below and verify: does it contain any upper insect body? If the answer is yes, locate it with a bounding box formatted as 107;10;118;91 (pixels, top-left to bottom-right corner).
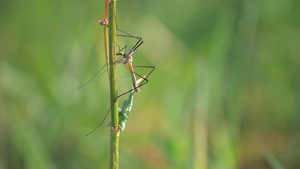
116;49;140;93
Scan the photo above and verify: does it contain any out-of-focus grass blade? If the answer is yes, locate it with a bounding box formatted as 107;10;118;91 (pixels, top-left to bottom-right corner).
264;151;284;169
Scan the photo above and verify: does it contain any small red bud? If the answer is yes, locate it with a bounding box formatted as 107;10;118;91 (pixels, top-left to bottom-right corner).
99;19;108;26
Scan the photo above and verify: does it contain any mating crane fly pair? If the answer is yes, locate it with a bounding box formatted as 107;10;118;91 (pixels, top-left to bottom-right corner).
78;18;155;135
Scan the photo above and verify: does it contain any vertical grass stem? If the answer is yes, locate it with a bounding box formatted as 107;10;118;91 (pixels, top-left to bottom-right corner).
107;0;119;168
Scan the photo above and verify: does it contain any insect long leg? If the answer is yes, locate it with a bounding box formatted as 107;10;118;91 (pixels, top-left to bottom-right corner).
131;65;155;90
77;63;108;90
116;44;121;53
117;34;143;51
116;24;142;42
85;65;155;136
132;39;143;51
115;16;143;46
125;65;155;117
77;56;124;90
113;6;144;53
116;44;127;54
85;88;137;136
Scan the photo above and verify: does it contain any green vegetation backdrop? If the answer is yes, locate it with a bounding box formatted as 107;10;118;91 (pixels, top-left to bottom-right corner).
1;0;299;168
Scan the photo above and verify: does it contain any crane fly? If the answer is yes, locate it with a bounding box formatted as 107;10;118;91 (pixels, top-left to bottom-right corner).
79;19;155;135
115;34;145;93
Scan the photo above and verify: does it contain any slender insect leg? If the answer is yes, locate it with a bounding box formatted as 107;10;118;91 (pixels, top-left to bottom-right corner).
115;16;144;52
78;58;125;90
116;34;143;54
116;44;121;53
115;21;142;41
77;63;108;90
85;89;136;136
116;44;128;54
130;38;143;51
116;32;142;39
123;65;155;95
117;35;143;43
115;14;143;41
124;65;155;117
123;65;155;94
85;66;155;136
132;66;155;89
113;8;143;52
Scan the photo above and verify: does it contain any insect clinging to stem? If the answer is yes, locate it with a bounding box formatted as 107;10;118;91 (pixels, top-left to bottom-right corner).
79;17;155;136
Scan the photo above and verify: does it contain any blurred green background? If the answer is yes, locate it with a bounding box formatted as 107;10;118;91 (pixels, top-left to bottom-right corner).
1;0;300;168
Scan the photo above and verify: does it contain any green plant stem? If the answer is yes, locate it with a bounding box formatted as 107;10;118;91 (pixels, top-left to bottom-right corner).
104;0;109;71
108;0;119;169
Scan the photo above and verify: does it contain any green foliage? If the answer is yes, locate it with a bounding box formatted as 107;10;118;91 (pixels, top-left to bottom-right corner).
108;83;139;131
265;151;284;169
118;90;133;131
